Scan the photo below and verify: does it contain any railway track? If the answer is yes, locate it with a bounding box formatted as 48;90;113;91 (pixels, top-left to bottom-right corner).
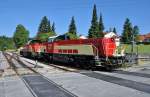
3;51;150;97
3;52;77;97
10;51;80;73
3;52;37;75
23;58;79;72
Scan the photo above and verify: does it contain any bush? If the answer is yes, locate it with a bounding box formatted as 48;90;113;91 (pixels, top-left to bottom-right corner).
66;32;78;40
36;32;55;42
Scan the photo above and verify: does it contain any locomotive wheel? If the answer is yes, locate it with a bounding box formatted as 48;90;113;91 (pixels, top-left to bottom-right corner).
105;65;113;71
83;62;92;69
49;56;53;63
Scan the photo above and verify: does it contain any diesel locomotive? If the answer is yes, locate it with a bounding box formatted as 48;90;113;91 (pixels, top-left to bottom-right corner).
20;34;125;70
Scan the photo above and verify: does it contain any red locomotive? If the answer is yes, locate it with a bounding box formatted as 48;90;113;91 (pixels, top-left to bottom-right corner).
20;34;125;70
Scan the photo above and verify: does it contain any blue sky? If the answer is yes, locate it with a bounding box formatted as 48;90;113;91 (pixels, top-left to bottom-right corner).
0;0;150;37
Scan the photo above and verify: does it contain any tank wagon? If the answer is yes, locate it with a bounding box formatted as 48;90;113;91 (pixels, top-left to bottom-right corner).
20;34;125;70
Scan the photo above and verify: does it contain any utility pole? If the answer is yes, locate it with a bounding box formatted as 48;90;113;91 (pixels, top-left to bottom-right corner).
131;31;134;53
131;30;138;64
131;31;135;64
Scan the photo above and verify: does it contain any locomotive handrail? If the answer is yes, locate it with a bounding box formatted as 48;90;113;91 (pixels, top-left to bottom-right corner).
91;43;99;58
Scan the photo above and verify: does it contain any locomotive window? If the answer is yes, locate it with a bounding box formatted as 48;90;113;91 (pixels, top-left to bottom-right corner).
54;35;64;41
29;40;41;44
48;38;54;43
54;34;70;41
48;36;58;43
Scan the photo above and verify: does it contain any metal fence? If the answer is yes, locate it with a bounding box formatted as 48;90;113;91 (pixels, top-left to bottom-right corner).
122;43;150;64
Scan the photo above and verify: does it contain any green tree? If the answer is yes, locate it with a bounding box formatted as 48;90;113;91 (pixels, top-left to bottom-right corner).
52;22;56;33
113;27;117;34
133;25;140;42
98;13;104;37
36;32;52;42
68;16;77;36
37;16;56;41
66;32;78;40
122;18;133;43
38;16;52;33
13;24;29;48
52;22;56;35
0;36;15;50
88;4;99;38
47;20;52;32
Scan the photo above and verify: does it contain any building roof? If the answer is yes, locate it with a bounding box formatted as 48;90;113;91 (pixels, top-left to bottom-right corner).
138;33;150;42
104;32;117;38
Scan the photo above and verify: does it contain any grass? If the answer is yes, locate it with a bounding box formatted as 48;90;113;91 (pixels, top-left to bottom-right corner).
123;44;150;54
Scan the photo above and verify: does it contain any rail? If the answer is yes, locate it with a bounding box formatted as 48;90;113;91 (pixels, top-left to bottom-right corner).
3;52;38;75
3;52;77;97
12;52;79;72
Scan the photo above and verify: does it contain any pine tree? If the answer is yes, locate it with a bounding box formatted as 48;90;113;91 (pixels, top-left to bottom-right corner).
13;24;29;48
133;25;139;41
98;13;104;37
38;16;51;33
88;4;99;38
68;16;77;36
47;20;52;32
122;18;133;43
113;27;117;34
52;22;56;33
37;16;57;41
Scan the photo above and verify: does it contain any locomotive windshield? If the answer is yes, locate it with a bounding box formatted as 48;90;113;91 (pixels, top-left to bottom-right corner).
27;40;41;44
48;34;70;43
48;35;58;43
54;34;70;41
